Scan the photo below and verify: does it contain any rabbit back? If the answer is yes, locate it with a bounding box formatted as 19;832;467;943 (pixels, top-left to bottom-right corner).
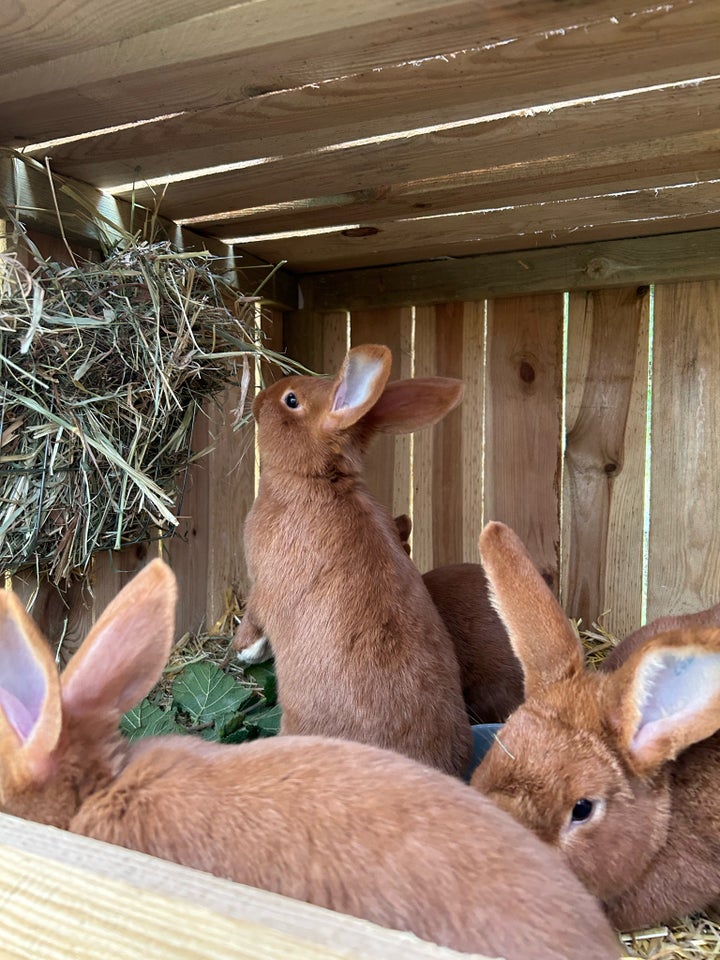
71;734;619;960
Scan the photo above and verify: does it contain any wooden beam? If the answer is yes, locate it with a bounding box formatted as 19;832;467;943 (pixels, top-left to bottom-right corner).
231;180;720;272
0;813;475;960
119;79;720;222
0;154;298;309
5;0;705;146
300;228;720;309
12;0;718;188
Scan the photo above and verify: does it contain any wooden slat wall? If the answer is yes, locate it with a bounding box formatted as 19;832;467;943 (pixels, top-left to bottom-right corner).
9;279;720;644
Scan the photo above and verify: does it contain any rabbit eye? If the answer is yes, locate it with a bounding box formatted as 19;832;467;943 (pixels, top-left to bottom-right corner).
283;392;299;409
571;798;595;823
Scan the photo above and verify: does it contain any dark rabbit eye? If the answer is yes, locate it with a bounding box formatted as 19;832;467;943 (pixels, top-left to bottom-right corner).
571;798;595;823
284;392;299;409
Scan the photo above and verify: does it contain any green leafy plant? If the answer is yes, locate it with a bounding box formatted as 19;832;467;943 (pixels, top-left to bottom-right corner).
121;658;280;744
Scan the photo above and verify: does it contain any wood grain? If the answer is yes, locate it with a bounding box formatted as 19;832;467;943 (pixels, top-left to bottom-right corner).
6;0;709;144
226;179;720;272
647;280;720;619
0;814;475;960
414;303;484;571
19;1;718;190
484;294;563;591
302;230;720;310
122;80;720;222
562;288;649;635
283;310;349;375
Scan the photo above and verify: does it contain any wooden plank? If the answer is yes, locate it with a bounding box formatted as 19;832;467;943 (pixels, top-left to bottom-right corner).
5;0;707;145
484;294;563;591
163;408;211;637
0;814;475;960
225;179;720;272
647;280;720;619
28;1;719;190
0;155;299;309
302;229;720;310
562;288;649;635
413;303;484;571
194;144;720;237
126;79;720;227
350;308;413;514
283;310;349;375
1;0;239;73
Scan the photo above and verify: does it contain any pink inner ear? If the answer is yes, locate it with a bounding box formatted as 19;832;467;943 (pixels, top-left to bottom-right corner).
0;689;36;740
0;612;48;744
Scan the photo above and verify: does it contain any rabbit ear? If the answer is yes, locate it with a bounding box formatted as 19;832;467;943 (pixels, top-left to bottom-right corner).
326;344;392;429
479;522;584;696
0;590;62;787
608;628;720;775
364;378;464;435
61;559;177;720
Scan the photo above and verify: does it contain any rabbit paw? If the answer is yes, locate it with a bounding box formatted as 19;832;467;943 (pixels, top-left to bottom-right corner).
236;635;272;665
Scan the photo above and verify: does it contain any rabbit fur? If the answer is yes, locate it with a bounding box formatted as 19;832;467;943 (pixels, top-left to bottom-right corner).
236;513;523;725
0;559;620;960
471;520;720;930
233;344;471;776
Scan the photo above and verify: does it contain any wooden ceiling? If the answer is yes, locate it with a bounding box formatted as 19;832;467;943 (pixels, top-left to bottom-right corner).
1;0;719;274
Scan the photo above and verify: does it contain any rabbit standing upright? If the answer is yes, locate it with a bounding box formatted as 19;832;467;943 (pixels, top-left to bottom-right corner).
471;520;720;930
234;344;472;776
0;561;621;960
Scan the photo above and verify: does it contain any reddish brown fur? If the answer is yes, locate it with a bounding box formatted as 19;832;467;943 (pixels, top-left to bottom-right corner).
234;346;471;776
602;601;720;671
471;521;720;930
422;564;524;723
0;565;620;960
391;515;523;723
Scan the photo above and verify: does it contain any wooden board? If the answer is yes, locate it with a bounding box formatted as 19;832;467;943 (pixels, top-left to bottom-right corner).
413;303;484;572
484;293;563;591
19;1;719;193
0;813;476;960
647;280;720;619
6;0;713;146
301;229;720;310
227;179;720;273
120;80;720;223
562;288;649;635
283;310;349;375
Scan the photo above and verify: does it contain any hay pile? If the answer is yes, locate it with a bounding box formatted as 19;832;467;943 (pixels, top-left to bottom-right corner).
577;618;720;960
0;237;294;582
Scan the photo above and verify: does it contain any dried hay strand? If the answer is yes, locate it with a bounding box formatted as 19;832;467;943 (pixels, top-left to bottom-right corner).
575;616;720;960
0;235;297;583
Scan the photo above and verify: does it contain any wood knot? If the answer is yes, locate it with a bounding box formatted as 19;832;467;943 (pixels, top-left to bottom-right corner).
519;360;536;383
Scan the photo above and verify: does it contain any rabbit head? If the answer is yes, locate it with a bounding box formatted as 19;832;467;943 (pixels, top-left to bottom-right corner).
253;343;463;480
0;560;176;829
471;521;720;912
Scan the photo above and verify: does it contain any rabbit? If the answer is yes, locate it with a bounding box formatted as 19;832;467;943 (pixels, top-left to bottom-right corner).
602;599;720;671
232;344;472;777
236;514;523;725
421;562;524;724
0;560;621;960
391;512;523;723
470;520;720;931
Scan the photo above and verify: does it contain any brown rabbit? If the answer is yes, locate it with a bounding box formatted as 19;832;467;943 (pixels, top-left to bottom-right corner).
471;520;720;930
391;513;523;723
233;344;471;776
602;600;720;671
0;560;620;960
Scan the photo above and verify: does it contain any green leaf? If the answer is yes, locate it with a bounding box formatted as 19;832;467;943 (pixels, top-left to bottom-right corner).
120;698;185;742
245;703;282;737
221;725;252;745
243;661;277;705
172;662;255;724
